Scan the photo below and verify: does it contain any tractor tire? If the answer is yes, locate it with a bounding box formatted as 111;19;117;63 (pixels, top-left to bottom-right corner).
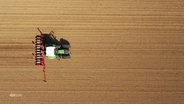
61;44;70;49
62;54;71;59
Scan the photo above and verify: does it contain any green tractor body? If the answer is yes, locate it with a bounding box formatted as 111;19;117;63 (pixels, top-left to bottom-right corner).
45;44;70;59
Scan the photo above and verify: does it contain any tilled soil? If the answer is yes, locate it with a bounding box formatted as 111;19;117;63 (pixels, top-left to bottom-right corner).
0;0;184;104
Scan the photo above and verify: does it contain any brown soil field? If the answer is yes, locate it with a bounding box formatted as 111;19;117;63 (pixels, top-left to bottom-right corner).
0;0;184;104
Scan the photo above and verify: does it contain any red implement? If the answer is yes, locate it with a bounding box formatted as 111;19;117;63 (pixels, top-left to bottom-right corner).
35;35;47;82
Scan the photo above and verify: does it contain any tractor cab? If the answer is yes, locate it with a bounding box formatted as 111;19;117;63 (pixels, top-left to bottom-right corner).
46;45;56;59
45;44;70;60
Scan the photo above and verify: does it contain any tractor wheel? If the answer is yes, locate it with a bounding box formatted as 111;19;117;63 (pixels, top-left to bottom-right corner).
62;44;70;48
62;54;71;59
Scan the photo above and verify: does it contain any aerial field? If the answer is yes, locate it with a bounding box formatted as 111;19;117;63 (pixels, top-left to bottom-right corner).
0;0;184;104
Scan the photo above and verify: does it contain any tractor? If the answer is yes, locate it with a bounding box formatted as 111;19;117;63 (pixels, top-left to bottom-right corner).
32;28;71;82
